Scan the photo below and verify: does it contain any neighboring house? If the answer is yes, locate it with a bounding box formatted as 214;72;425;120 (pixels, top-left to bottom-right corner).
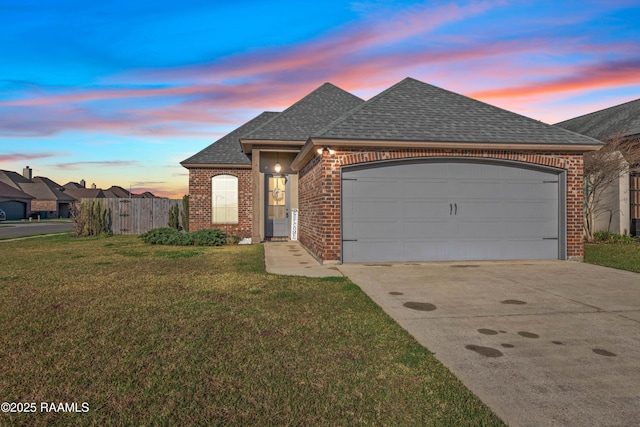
556;98;640;236
0;167;76;218
0;181;34;220
182;77;602;263
28;176;76;218
64;181;106;200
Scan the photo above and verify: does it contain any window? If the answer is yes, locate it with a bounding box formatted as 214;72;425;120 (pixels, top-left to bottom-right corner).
212;175;238;223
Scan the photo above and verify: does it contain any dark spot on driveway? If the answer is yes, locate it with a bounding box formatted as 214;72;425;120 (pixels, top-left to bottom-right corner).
389;291;404;295
465;345;503;357
501;343;514;348
451;265;479;268
552;341;563;345
478;328;498;335
501;299;527;305
593;349;616;357
364;263;392;267
403;302;437;311
518;331;540;339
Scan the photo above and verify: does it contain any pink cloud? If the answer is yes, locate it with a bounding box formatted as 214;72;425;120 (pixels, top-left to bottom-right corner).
470;58;640;100
0;152;60;162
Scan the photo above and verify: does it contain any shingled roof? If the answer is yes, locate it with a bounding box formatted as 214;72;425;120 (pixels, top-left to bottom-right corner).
314;78;602;146
242;83;364;141
0;181;34;200
555;98;640;141
181;112;278;166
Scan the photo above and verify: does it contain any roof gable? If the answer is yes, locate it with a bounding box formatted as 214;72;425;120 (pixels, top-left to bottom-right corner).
181;112;278;166
555;98;640;141
0;181;34;200
0;170;32;189
243;83;364;141
315;78;602;146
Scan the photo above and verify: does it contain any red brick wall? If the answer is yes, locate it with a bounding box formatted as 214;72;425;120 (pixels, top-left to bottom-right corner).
31;200;58;218
187;168;252;238
298;148;585;262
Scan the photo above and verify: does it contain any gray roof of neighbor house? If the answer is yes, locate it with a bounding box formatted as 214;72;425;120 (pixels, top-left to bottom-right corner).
63;187;105;200
314;78;603;146
555;98;640;141
243;83;364;141
0;170;32;190
181;112;278;166
18;182;76;202
0;181;34;200
33;176;64;190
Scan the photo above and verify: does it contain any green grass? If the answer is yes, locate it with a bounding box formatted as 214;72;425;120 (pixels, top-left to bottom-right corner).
0;235;502;426
585;242;640;273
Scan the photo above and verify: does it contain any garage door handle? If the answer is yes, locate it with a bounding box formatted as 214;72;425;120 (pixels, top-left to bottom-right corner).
455;203;457;215
450;203;452;215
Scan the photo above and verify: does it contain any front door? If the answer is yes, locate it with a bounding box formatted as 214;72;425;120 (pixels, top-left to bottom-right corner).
266;174;289;238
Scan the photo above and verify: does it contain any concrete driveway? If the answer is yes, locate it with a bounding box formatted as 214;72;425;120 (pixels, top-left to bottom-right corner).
338;261;640;427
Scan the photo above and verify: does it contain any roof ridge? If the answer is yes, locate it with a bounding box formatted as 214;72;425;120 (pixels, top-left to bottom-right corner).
314;78;414;137
315;77;602;146
555;97;640;126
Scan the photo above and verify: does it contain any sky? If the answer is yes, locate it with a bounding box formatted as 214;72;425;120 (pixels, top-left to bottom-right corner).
1;0;639;198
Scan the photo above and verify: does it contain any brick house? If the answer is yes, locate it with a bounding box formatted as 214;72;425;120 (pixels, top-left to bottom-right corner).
556;98;640;236
182;78;602;263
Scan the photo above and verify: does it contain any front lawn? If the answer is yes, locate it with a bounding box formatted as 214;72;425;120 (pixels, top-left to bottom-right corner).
0;235;502;426
585;242;640;273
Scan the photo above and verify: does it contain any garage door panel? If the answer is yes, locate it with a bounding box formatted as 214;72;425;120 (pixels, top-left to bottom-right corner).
342;160;562;262
0;201;27;220
403;179;450;197
404;220;455;238
404;200;450;218
348;200;399;219
404;240;455;261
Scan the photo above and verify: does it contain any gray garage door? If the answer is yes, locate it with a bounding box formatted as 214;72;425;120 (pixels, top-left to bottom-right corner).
342;159;563;262
0;201;27;220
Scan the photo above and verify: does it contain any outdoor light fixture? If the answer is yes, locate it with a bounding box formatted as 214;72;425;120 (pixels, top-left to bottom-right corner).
317;146;336;157
274;152;282;173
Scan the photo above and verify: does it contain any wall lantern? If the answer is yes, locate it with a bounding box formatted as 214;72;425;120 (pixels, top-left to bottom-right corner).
316;146;336;157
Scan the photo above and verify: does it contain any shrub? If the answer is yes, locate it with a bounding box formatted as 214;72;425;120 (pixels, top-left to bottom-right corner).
139;227;233;246
139;227;188;245
593;230;637;244
181;195;189;233
71;200;112;237
190;229;228;246
168;204;180;230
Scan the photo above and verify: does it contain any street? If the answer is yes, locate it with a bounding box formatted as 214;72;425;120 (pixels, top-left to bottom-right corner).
0;221;73;239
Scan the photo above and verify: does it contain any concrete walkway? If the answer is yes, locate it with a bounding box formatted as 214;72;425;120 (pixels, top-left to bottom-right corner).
263;241;343;277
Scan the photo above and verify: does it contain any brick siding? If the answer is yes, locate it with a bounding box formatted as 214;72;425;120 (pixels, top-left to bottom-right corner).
298;148;585;262
187;168;252;238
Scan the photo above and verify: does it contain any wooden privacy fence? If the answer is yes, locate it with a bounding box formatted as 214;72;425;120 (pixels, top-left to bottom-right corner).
632;173;640;236
82;198;183;235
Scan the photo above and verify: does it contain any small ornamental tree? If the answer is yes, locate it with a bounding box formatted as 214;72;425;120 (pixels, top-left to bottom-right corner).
71;199;112;237
181;195;189;232
584;134;640;241
168;203;180;230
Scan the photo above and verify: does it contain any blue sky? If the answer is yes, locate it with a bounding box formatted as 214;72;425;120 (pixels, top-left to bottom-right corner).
1;0;639;197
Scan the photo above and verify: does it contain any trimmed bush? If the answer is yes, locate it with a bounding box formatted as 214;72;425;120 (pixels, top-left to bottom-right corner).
139;227;234;246
593;231;637;244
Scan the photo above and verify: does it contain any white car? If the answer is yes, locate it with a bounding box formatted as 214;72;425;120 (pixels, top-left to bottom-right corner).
0;208;6;222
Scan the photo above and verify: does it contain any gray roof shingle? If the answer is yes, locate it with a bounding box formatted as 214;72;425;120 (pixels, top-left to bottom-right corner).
555;98;640;141
243;83;364;141
0;181;34;200
315;78;602;146
181;112;278;166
